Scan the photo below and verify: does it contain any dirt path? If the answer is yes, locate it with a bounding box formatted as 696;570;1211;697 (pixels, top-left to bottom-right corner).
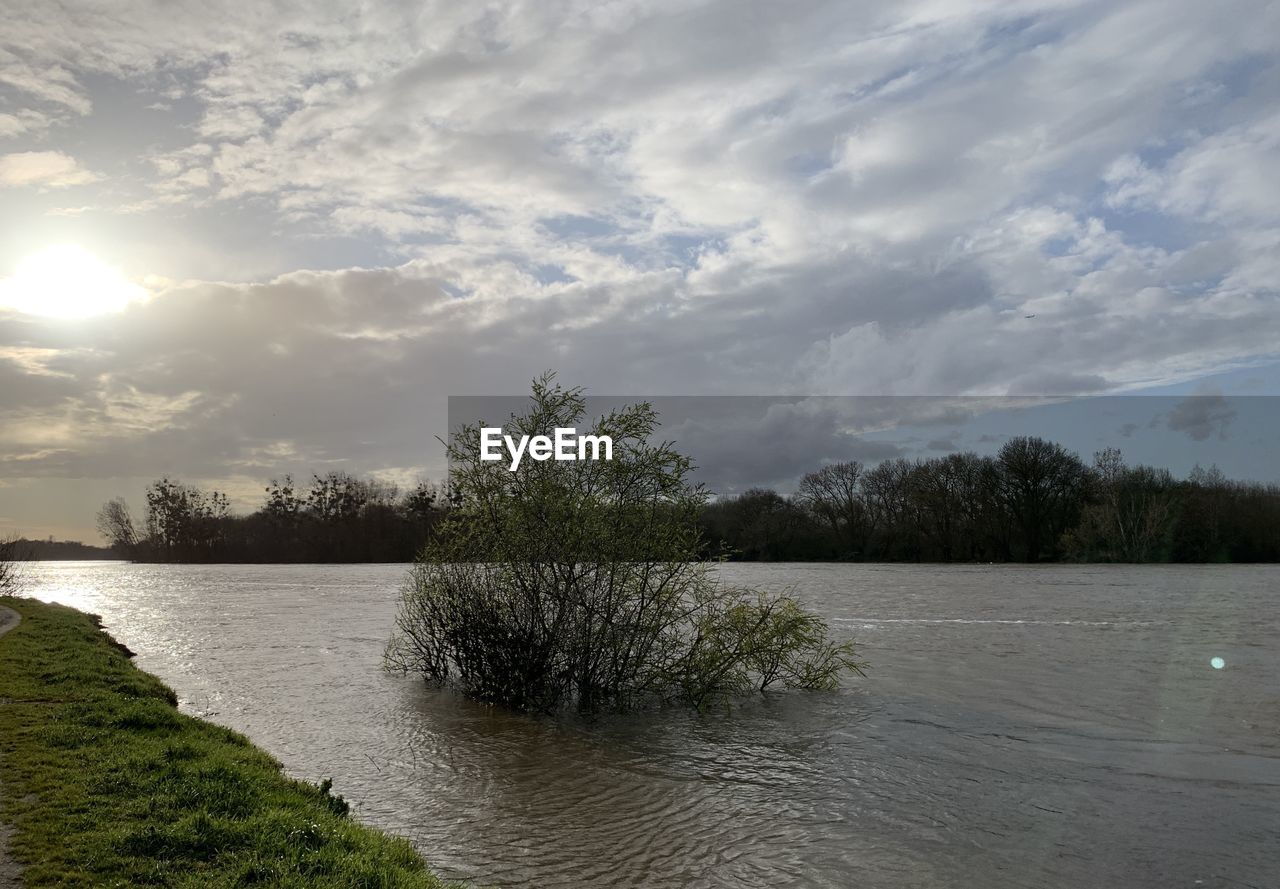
0;604;23;888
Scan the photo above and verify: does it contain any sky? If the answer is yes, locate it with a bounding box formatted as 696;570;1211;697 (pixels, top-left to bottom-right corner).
449;393;1280;498
2;0;1279;541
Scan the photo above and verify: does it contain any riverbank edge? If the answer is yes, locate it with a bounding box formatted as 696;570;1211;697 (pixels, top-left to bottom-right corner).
0;595;455;888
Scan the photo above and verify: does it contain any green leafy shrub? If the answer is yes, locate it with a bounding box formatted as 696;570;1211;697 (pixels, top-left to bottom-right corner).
387;374;865;713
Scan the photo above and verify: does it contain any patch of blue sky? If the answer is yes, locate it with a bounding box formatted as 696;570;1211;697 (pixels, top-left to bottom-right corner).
532;264;575;286
1040;235;1077;258
1097;207;1209;253
970;14;1069;70
1199;53;1275;102
836;65;927;105
605;233;721;271
537;215;721;271
1060;173;1214;254
979;14;1054;45
660;233;711;263
538;214;617;240
1127;360;1280;397
1131;140;1186;169
785;151;835;178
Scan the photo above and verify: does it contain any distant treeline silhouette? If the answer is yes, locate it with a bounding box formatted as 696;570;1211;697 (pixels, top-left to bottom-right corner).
700;439;1280;563
97;473;453;563
95;437;1280;564
4;538;112;560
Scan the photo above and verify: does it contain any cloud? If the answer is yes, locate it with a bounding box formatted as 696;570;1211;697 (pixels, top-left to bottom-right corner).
1165;394;1237;441
0;151;97;188
926;434;961;452
2;0;1280;538
0;110;49;139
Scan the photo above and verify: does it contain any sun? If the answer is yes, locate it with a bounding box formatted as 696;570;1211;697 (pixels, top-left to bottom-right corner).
0;244;146;320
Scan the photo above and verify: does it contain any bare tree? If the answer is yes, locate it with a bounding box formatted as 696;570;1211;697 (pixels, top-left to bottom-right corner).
1083;448;1177;561
997;436;1087;562
862;458;915;557
909;453;977;561
795;461;865;554
0;536;23;595
96;497;138;554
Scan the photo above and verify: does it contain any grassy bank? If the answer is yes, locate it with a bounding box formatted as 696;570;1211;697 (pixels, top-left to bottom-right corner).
0;596;450;888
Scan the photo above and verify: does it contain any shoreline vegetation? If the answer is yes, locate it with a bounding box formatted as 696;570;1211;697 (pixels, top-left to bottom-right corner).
81;438;1280;565
386;379;865;715
0;596;449;888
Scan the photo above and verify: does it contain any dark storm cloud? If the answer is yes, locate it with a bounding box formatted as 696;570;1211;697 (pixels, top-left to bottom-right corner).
1165;394;1238;441
655;400;906;493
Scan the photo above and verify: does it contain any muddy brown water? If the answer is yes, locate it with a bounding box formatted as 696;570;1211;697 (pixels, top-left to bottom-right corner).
21;562;1280;888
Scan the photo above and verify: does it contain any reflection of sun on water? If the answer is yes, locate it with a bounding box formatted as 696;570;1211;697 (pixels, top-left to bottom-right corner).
0;244;145;319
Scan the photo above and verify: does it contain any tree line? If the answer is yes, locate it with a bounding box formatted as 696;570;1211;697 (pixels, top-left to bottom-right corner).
97;473;453;563
1;538;112;560
96;437;1280;564
699;438;1280;563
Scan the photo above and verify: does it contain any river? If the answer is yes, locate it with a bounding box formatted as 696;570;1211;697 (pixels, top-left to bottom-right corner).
17;561;1279;888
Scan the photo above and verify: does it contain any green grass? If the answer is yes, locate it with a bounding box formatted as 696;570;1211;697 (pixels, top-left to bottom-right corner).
0;596;452;888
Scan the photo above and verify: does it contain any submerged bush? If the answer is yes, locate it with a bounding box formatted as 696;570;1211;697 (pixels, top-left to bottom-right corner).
386;375;865;714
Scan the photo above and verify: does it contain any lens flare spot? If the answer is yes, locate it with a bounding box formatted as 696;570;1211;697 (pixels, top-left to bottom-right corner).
1210;656;1225;670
